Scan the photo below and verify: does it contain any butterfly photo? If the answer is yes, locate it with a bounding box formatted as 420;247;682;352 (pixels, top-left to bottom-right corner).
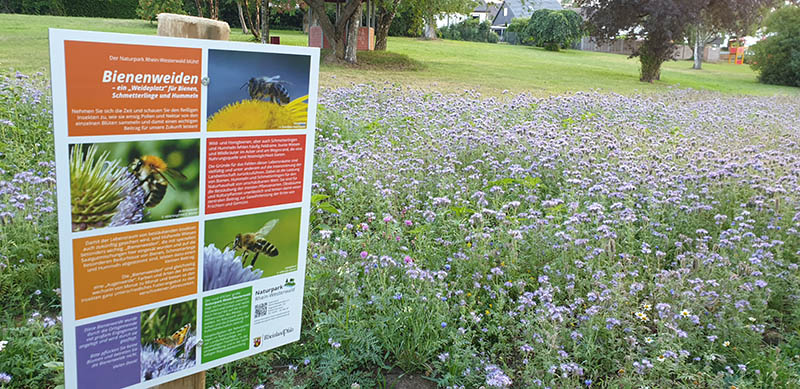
140;300;198;380
154;323;191;349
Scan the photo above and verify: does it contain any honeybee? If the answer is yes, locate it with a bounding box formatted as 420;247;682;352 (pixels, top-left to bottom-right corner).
242;75;291;105
129;156;187;208
231;219;280;267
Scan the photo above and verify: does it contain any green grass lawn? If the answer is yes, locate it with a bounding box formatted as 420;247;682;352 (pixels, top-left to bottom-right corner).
1;13;797;96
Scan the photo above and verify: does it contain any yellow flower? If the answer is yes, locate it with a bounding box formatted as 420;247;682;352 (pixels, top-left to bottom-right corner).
208;95;308;131
723;341;730;347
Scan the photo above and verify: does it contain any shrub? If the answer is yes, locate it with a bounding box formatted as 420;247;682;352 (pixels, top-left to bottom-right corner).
388;4;425;37
750;5;800;87
136;0;186;22
440;20;497;43
527;9;583;51
506;17;531;45
2;0;139;18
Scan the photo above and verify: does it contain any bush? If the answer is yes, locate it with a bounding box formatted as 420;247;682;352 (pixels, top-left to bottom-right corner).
527;9;583;51
64;0;139;18
1;0;138;18
388;4;425;37
136;0;186;22
750;5;800;87
440;19;497;43
505;17;531;45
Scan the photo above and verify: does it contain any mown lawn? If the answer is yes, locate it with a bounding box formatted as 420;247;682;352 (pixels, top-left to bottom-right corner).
1;13;797;96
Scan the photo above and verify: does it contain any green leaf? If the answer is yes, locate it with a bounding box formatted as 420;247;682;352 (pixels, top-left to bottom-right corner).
311;194;331;204
318;202;340;214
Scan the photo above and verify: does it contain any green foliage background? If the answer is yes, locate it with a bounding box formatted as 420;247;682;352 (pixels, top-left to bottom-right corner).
135;0;185;22
1;0;139;18
440;19;499;43
526;9;583;51
750;5;800;87
78;139;200;222
205;207;301;278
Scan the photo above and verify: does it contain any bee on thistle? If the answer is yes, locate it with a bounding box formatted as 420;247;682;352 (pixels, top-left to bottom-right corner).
230;219;280;267
129;155;186;208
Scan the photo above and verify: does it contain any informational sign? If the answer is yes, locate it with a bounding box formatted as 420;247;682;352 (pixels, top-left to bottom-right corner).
49;29;319;389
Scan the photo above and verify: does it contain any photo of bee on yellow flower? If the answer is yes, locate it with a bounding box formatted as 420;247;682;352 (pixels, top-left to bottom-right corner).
69;140;199;231
203;208;301;291
139;300;197;381
206;49;310;132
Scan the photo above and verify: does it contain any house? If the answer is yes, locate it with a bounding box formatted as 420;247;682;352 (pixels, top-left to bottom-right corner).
436;0;502;28
491;0;561;37
473;0;501;24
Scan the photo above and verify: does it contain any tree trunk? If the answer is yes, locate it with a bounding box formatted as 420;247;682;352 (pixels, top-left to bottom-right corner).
639;39;669;82
303;0;364;63
244;0;261;40
237;1;249;34
423;15;436;39
693;28;702;70
344;2;362;62
261;0;270;43
208;0;219;19
374;0;400;50
195;0;203;17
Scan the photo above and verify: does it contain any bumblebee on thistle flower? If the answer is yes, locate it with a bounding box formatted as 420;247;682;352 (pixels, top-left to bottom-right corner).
129;155;186;208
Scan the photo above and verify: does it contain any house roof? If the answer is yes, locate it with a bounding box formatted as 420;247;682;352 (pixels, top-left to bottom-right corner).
474;0;489;12
492;0;562;26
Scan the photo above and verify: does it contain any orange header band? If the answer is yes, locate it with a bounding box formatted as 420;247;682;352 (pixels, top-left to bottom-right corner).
64;40;202;136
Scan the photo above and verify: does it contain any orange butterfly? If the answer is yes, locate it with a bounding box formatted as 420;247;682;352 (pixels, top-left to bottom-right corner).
154;323;191;349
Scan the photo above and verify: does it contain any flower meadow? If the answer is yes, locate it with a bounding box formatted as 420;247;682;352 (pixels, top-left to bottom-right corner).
1;72;800;388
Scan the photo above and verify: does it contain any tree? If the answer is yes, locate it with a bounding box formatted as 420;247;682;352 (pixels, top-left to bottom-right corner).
401;0;475;40
303;0;364;63
261;0;270;43
236;1;249;34
136;0;185;22
527;9;583;51
749;5;800;86
374;0;403;50
686;22;718;70
576;0;779;82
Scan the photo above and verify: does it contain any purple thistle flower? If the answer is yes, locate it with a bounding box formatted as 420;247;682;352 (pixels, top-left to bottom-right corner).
203;244;263;291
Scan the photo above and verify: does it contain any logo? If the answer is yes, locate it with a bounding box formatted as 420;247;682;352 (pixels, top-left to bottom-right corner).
253;336;262;348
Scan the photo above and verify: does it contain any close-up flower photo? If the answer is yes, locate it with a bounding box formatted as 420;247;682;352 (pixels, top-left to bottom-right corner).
68;140;200;231
204;208;302;290
206;48;311;131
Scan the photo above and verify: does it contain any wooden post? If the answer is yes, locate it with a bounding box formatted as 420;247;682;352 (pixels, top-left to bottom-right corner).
154;13;231;389
153;372;205;389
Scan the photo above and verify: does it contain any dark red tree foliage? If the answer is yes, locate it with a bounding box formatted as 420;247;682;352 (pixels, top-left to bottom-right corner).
576;0;779;82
